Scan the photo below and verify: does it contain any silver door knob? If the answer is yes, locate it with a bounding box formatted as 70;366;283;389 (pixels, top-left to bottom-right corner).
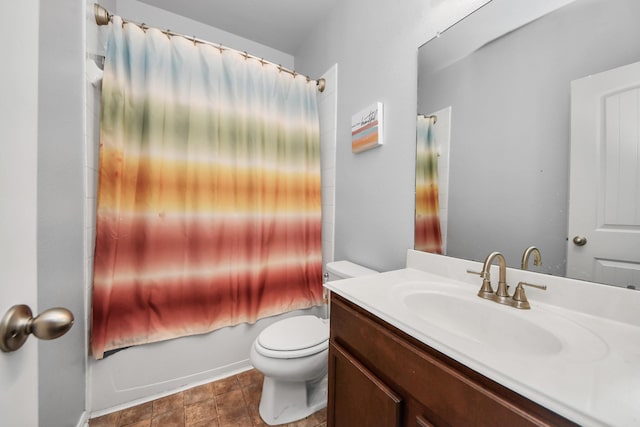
572;236;587;246
0;305;74;352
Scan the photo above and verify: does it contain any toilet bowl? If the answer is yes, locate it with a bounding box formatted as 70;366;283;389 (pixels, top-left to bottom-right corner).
250;261;378;426
250;315;329;425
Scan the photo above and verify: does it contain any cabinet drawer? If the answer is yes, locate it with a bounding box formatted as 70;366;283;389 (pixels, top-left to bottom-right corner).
330;294;576;427
328;341;402;427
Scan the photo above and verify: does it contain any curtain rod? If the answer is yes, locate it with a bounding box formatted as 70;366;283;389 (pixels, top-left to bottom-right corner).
418;114;437;124
93;3;326;93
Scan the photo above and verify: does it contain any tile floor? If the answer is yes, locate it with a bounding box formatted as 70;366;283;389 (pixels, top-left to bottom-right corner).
89;369;327;427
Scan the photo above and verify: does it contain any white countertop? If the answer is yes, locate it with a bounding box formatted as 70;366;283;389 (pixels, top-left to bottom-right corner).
324;250;640;427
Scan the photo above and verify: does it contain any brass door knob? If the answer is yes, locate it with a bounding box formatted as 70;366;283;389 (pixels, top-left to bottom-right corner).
0;305;74;352
572;236;587;246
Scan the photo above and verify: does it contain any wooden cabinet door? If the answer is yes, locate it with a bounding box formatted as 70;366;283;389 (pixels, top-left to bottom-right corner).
329;294;577;427
328;342;402;427
415;415;436;427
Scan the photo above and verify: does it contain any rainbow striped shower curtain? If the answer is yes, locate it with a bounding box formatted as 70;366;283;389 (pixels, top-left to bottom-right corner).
91;17;322;359
415;116;443;254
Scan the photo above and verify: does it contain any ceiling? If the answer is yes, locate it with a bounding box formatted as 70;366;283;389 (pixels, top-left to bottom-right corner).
138;0;339;55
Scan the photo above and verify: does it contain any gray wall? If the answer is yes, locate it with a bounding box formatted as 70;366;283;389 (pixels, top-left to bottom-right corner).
38;0;87;425
114;0;294;69
295;0;435;271
418;0;640;273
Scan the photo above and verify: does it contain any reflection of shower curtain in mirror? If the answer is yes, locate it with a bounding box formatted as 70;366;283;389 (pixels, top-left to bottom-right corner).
415;116;443;254
91;16;322;359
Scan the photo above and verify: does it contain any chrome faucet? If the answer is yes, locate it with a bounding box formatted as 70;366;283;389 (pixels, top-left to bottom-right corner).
521;246;542;270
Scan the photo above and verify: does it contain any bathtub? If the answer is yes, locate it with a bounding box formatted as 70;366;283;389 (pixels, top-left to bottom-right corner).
88;305;325;415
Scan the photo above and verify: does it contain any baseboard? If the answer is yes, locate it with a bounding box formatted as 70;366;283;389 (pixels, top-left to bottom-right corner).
75;410;90;427
88;363;253;419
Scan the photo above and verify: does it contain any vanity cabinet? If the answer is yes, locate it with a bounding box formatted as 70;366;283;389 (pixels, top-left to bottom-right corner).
327;294;577;427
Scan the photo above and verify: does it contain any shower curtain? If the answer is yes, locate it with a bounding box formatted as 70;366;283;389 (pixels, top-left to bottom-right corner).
91;17;322;359
415;116;443;254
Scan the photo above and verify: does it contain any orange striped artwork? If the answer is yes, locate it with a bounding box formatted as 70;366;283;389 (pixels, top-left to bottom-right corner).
90;17;323;359
352;103;383;153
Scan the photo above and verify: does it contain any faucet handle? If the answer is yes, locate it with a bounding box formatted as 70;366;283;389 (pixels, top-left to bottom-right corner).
518;282;547;291
466;269;487;278
512;281;547;309
467;269;494;299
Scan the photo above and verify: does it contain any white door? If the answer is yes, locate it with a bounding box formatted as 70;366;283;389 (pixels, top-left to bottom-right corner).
0;2;40;425
567;61;640;288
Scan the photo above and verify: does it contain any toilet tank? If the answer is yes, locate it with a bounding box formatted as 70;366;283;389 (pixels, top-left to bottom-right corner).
325;260;378;281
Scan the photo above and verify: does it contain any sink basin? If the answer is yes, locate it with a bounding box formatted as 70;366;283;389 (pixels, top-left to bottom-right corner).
403;291;561;356
395;282;609;361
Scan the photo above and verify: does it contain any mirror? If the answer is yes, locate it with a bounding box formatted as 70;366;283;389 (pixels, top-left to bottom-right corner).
416;0;640;288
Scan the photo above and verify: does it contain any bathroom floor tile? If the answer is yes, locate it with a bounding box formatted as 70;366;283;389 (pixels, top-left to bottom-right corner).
183;383;215;405
216;390;250;423
188;420;220;427
241;383;262;406
185;398;218;425
213;375;241;396
283;409;327;427
152;392;184;415
121;421;151;427
237;369;263;388
220;414;254;427
150;408;185;427
119;402;153;426
89;368;326;427
88;412;120;427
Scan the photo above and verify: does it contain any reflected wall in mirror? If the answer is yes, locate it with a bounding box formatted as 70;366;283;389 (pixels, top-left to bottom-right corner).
416;0;640;288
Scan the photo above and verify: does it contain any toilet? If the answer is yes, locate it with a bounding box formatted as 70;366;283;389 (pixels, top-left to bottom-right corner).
249;260;378;425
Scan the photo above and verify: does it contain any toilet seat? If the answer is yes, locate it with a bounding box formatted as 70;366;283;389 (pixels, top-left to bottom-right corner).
256;315;329;359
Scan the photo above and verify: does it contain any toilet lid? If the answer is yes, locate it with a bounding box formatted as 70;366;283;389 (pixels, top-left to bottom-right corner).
257;315;329;353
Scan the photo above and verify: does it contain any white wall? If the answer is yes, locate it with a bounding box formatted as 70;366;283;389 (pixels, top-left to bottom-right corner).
319;65;339;267
38;1;88;426
113;0;294;69
295;0;596;274
295;1;436;272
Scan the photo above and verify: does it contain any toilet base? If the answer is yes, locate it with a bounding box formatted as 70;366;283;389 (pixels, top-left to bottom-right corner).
258;374;328;425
